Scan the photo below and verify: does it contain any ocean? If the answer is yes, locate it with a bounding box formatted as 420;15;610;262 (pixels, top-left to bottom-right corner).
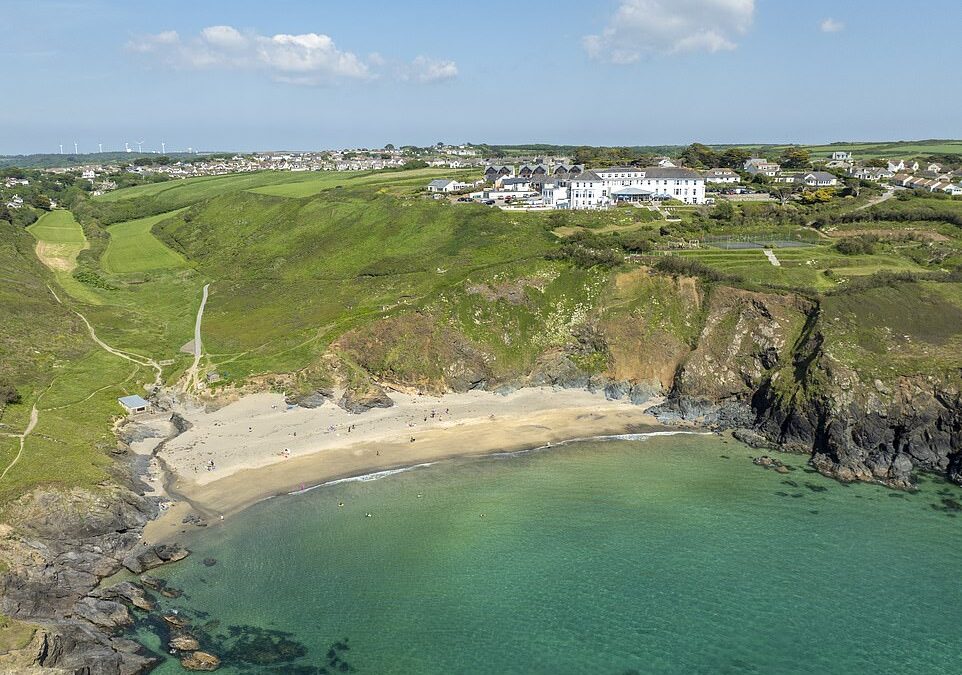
129;434;962;673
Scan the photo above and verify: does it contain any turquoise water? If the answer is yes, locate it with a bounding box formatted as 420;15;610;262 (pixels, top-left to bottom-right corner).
132;435;962;673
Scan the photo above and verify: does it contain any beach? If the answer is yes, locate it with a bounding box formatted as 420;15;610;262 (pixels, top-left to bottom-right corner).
142;387;670;542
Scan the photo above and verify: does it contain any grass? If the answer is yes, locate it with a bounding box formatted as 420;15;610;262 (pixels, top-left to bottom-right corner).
102;210;189;273
26;210;101;305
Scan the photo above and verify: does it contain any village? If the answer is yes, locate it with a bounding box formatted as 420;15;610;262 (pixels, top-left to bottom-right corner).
426;149;962;210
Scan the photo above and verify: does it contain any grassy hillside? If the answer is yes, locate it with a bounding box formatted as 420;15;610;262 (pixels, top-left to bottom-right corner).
3;164;962;506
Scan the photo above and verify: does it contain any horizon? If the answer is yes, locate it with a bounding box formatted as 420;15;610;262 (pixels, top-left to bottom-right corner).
4;0;962;155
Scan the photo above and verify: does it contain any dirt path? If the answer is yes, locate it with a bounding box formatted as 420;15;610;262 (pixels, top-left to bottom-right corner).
854;186;895;211
763;249;781;267
183;284;210;393
73;311;163;389
0;405;39;482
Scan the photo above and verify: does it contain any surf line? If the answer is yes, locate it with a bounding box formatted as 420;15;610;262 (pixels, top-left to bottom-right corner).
279;430;714;498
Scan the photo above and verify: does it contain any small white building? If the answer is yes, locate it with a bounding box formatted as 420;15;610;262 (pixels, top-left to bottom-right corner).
849;166;894;181
426;179;467;193
118;395;150;414
540;181;569;208
744;158;781;176
704;168;741;184
795;171;839;187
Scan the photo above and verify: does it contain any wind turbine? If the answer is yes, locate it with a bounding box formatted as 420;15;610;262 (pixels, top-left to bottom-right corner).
59;144;63;154
161;141;166;153
98;143;103;153
125;142;131;153
137;140;144;152
74;141;78;154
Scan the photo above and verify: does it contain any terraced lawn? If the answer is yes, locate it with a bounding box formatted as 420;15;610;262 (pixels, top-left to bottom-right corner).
26;210;101;304
102;211;189;273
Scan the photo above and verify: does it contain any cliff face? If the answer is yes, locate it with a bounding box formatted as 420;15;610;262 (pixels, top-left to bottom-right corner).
0;481;159;673
668;283;962;489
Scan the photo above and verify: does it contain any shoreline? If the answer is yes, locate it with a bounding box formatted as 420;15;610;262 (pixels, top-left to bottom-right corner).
141;388;681;543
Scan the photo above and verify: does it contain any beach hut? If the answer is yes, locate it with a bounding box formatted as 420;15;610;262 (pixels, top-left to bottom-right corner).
118;394;150;414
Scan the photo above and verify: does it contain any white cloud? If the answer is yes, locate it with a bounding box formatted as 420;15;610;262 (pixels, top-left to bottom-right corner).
128;25;371;83
584;0;755;61
403;56;458;84
820;17;844;33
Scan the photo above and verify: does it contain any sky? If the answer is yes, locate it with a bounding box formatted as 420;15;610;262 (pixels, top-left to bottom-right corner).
2;0;961;154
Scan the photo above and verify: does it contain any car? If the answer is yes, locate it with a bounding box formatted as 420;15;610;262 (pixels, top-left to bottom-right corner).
456;196;471;202
483;199;495;205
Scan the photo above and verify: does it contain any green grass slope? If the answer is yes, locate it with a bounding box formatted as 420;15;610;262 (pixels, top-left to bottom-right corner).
102;211;189;273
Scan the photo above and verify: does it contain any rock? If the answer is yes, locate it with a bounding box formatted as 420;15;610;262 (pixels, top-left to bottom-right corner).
181;650;221;671
288;388;335;408
732;428;773;450
73;597;133;630
202;557;217;567
122;543;190;574
170;633;201;651
753;455;790;473
338;384;394;414
163;613;189;629
91;581;155;611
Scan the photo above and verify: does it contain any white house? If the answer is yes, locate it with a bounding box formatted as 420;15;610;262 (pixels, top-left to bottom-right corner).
568;166;706;209
5;195;24;209
427;179;467;193
795;171;839;187
744;158;781;177
829;151;853;162
887;159;920;173
653;156;676;168
704;168;741;184
541;181;569;208
499;177;534;192
849;166;894;181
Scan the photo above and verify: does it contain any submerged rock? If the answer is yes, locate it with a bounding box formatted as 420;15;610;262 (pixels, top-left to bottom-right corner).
181;650;221;671
753;455;790;474
170;633;201;651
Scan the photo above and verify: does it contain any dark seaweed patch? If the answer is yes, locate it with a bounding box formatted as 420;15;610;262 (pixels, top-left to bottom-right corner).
804;483;828;493
781;480;799;488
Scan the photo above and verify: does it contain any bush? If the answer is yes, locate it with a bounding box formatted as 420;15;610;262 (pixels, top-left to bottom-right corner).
653;255;740;283
0;382;20;406
834;235;877;255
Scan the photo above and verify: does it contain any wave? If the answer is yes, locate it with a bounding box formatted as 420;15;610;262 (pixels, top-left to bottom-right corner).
282;430;712;497
287;462;437;495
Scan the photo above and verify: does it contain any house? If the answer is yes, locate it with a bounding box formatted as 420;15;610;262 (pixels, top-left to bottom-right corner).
653;156;676;168
887;159;919;173
541;181;569;208
118;395;150;414
568;166;706;209
927;163;943;174
427;179;467;193
744;158;781;176
552;164;584;180
483;165;514;182
849;166;893;181
830;151;853;162
517;164;549;179
795;171;839;187
894;173;962;194
704;168;740;184
81;169;96;180
5;195;24;209
499;177;534;192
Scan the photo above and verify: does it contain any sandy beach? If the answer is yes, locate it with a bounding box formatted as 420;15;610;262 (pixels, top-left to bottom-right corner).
142;387;672;542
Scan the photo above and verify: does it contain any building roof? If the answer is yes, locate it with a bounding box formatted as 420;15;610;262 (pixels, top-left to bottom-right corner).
428;179;455;188
501;177;531;185
118;395;149;409
611;186;653;196
643;166;702;179
803;171;836;181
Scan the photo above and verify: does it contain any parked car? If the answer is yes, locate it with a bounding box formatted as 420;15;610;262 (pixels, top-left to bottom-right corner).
457;197;471;202
483;199;495;205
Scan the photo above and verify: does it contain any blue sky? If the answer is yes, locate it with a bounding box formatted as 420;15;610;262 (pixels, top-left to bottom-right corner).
2;0;960;154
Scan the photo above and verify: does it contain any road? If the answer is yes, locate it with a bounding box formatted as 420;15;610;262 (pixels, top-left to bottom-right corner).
183;284;210;392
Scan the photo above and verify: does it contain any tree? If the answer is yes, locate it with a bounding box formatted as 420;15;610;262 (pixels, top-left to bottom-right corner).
384;143;395;151
679;142;717;168
800;188;835;204
29;192;51;209
771;184;797;206
781;147;811;169
719;147;750;169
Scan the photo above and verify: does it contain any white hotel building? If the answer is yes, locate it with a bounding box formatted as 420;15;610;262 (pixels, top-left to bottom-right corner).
567;166;706;209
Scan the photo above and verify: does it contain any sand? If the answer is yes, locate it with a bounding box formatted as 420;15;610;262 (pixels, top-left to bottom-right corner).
144;388;671;543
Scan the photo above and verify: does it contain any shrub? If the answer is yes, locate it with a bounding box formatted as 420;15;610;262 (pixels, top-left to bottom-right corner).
834;235;878;255
653;255;740;283
0;382;20;406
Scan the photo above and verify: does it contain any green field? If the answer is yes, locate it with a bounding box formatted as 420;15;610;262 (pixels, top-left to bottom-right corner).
25;210;102;304
102;211;189;273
